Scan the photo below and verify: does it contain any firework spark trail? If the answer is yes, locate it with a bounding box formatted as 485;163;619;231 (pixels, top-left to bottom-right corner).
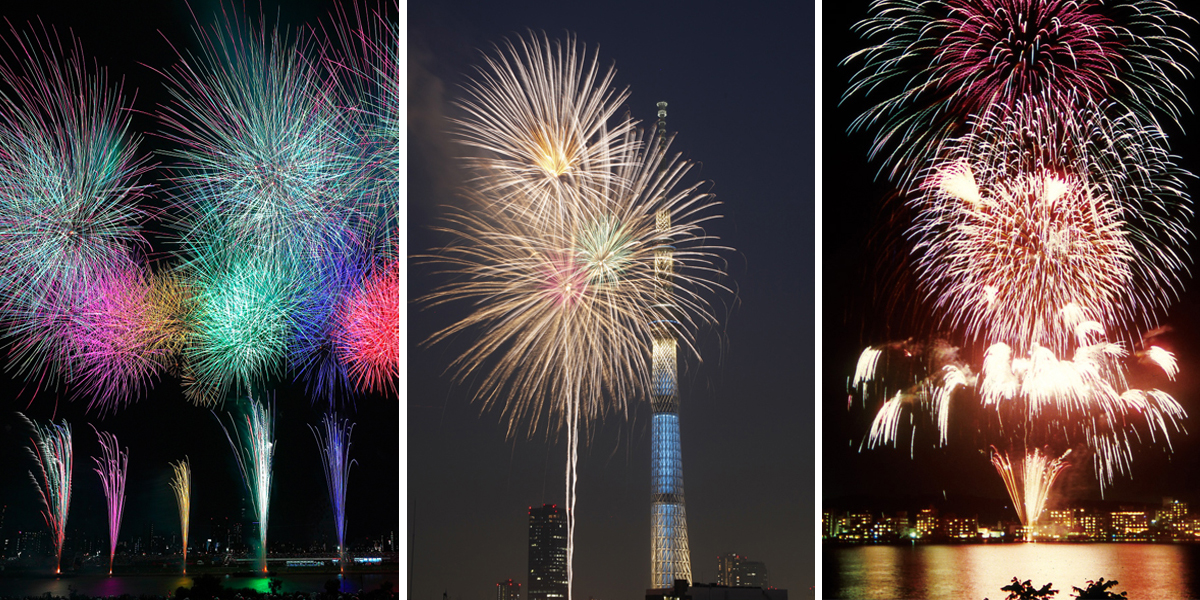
155;7;362;272
291;244;364;404
19;414;71;574
310;414;354;572
169;458;191;574
335;259;398;396
911;95;1193;355
991;447;1071;528
979;314;1186;490
321;3;399;256
66;264;171;414
90;426;127;575
216;397;274;574
842;0;1196;184
452;31;639;226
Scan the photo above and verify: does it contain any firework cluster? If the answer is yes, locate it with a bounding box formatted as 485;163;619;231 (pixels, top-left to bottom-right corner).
420;32;728;599
0;2;393;580
0;6;398;416
844;0;1195;528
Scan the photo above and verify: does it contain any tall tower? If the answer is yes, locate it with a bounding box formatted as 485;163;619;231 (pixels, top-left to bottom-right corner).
650;100;693;587
527;504;567;600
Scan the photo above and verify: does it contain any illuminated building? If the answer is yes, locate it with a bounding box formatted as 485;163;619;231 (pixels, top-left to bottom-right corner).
650;100;692;588
836;512;872;541
822;512;833;540
528;504;567;600
915;508;938;539
1110;511;1150;541
717;553;769;588
944;516;978;540
497;579;522;600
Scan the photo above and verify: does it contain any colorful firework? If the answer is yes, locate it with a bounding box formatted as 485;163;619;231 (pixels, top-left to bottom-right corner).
452;31;639;224
169;458;191;574
156;8;360;270
424;126;726;438
67;264;168;414
335;260;398;396
842;0;1195;183
310;414;355;572
0;21;151;310
425;121;727;597
216;397;275;574
183;252;299;405
19;414;71;574
90;426;128;575
910;94;1192;355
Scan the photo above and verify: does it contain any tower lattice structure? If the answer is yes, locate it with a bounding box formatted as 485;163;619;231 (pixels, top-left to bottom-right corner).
650;100;692;587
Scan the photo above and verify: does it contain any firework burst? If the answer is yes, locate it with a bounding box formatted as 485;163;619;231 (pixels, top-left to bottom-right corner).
19;414;71;574
156;8;360;270
452;31;639;224
910;94;1192;355
842;0;1195;183
90;426;128;575
335;259;398;396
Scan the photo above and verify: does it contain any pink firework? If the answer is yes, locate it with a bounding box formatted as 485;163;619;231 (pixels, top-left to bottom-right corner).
934;0;1122;112
91;426;128;575
336;261;398;395
68;264;165;413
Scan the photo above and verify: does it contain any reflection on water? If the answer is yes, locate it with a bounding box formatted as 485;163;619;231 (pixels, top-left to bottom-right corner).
826;544;1192;600
0;572;399;597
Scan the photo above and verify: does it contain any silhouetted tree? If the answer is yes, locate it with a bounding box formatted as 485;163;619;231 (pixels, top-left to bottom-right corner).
1073;578;1127;599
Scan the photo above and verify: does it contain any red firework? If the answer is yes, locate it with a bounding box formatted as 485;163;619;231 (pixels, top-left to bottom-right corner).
336;261;398;395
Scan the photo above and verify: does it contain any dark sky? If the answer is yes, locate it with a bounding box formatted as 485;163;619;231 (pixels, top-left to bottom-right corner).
407;2;813;600
0;0;399;559
822;0;1200;520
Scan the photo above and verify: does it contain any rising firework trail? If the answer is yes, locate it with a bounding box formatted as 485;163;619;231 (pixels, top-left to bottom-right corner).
216;397;275;573
169;458;191;574
842;0;1196;184
311;414;355;572
90;426;128;575
19;414;71;574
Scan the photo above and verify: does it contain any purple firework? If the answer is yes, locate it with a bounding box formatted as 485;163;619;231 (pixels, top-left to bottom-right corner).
310;413;355;571
91;426;128;576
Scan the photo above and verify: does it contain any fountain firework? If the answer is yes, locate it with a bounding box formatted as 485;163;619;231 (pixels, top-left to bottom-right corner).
169;458;191;574
90;427;128;575
311;414;354;572
19;414;71;574
216;398;275;573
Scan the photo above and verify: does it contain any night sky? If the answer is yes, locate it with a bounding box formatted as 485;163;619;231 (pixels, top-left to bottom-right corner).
0;0;399;562
822;0;1200;526
407;2;813;600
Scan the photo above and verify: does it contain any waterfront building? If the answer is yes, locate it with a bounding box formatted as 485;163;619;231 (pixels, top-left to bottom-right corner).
915;508;938;539
1111;511;1150;541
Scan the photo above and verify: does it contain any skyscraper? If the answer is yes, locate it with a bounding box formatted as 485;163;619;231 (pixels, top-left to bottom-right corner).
497;578;522;600
650;100;693;588
527;504;567;600
717;553;769;588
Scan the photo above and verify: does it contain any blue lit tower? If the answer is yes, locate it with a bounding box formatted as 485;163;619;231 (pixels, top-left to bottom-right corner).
650;100;692;587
